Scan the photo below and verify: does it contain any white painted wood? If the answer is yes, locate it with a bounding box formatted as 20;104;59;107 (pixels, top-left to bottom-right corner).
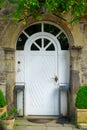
25;54;58;115
58;51;70;116
17;90;23;116
15;51;25;83
25;33;59;115
24;32;61;51
58;50;70;84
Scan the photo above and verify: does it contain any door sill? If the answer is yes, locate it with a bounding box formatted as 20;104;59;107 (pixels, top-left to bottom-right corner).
26;115;58;119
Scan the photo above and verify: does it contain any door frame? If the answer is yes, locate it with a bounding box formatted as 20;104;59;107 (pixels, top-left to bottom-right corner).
15;22;70;116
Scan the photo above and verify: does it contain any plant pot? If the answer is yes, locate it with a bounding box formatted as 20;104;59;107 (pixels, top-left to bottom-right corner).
76;109;87;123
0;106;7;116
2;118;15;130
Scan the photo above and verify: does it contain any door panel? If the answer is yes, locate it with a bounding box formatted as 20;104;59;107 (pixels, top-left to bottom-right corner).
25;53;58;115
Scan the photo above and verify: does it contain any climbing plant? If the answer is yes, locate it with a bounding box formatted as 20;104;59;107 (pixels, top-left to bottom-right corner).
0;0;87;23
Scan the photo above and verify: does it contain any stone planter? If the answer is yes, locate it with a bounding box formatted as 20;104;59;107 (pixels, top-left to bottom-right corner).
2;118;15;130
76;109;87;123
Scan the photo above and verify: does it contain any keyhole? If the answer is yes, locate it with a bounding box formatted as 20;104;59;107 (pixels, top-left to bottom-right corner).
54;76;58;82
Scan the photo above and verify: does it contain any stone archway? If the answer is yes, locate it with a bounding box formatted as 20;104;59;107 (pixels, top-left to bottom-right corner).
0;13;85;117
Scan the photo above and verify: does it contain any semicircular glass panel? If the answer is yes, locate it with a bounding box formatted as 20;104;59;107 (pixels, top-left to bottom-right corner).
25;24;41;36
16;23;69;50
30;38;55;51
44;24;60;36
16;33;28;50
57;32;69;50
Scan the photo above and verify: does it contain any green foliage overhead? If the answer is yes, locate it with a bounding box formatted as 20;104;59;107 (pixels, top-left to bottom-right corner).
75;86;87;109
0;89;7;107
0;0;87;23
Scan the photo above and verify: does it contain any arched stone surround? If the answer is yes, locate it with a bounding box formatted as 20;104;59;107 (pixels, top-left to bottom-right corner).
0;13;86;116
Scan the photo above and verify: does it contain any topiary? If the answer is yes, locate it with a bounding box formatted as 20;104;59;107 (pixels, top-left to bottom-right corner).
75;86;87;109
0;89;7;108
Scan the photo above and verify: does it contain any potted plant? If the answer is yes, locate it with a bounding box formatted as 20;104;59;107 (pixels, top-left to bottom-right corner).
0;89;7;116
75;85;87;124
0;107;17;130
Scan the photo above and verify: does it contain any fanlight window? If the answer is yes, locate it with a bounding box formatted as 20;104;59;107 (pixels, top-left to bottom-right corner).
16;23;69;50
44;24;60;36
30;38;55;51
25;24;41;36
16;33;28;50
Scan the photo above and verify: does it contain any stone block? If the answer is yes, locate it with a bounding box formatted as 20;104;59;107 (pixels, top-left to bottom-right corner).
47;126;73;130
83;24;87;32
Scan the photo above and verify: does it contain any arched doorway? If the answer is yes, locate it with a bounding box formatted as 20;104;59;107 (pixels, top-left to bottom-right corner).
15;22;70;116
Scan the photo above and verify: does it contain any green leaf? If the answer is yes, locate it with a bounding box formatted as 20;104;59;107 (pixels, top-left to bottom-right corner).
0;0;86;23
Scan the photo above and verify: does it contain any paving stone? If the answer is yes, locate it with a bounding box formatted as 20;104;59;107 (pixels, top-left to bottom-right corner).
15;126;46;130
26;126;46;130
47;126;73;130
74;128;82;130
14;126;27;130
14;118;78;130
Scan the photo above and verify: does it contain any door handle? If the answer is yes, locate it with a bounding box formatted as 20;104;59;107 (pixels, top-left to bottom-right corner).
52;76;58;82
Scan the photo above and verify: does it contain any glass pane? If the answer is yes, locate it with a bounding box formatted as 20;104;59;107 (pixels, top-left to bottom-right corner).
25;24;41;36
16;33;28;50
46;43;55;51
31;43;40;51
44;38;50;47
57;33;69;50
35;39;42;47
44;24;60;36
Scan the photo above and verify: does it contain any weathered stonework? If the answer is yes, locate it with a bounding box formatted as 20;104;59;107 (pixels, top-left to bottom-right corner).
78;15;87;86
68;47;82;117
0;49;6;95
0;11;87;117
4;49;15;108
80;44;87;85
79;22;87;40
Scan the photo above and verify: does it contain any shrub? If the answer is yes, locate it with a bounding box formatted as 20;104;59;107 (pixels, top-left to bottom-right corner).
0;107;17;120
75;86;87;109
0;89;7;107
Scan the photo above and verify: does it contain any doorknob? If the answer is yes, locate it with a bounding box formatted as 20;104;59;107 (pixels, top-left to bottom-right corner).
52;76;58;82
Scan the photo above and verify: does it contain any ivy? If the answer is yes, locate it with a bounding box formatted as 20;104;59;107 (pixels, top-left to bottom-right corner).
46;0;60;12
0;0;87;23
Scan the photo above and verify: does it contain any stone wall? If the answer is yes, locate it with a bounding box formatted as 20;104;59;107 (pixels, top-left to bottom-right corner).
79;15;87;86
69;48;81;117
4;48;15;108
0;49;6;95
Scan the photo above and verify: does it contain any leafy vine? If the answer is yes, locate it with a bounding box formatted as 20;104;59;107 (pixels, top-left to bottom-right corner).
0;0;87;23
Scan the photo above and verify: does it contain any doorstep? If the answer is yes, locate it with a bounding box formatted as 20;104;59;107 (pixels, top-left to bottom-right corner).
14;118;82;130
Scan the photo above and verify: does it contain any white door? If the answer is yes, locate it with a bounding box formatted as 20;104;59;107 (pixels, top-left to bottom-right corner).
15;23;70;116
25;33;59;115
